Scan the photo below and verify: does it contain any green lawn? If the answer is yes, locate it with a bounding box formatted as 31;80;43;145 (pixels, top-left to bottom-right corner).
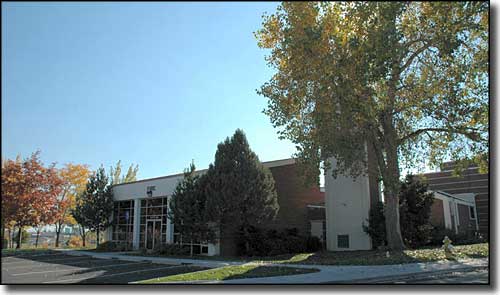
261;243;489;266
128;243;488;267
138;264;320;283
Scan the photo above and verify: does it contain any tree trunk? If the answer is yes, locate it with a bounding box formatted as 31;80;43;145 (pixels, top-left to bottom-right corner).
80;226;86;247
384;189;405;250
382;141;406;250
96;228;100;247
1;221;5;249
242;226;250;254
55;223;61;248
190;239;193;257
16;227;22;249
35;228;41;248
9;228;13;248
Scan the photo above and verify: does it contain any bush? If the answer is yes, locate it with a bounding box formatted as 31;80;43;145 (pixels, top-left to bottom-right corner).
429;227;484;246
68;236;83;248
399;175;435;248
305;236;322;252
95;241;129;252
238;227;317;256
363;201;386;249
154;244;191;256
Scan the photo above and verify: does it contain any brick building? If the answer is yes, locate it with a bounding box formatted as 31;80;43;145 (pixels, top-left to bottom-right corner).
422;162;489;238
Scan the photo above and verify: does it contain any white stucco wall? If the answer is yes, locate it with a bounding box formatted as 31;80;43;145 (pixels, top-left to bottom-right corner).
325;157;372;251
112;174;186;201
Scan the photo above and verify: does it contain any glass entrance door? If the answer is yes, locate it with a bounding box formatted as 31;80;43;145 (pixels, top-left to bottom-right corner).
145;219;162;250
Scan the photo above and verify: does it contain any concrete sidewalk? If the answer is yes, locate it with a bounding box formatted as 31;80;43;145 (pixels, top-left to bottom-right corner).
58;249;488;284
57;249;242;268
219;258;488;284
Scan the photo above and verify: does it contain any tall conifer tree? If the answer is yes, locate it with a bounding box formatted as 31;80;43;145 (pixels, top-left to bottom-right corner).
205;129;279;253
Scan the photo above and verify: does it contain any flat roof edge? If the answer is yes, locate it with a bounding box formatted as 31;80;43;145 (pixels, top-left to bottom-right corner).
112;158;295;188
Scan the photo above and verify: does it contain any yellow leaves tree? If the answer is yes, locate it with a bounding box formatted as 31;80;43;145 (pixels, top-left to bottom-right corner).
256;2;488;250
54;163;90;247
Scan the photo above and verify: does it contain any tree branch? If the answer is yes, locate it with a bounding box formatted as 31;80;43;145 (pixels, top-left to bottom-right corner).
399;127;484;144
401;42;432;71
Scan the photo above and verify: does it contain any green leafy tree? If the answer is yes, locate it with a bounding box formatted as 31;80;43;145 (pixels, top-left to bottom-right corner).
205;129;279;254
168;163;215;256
110;160;139;185
73;167;114;247
255;2;488;250
399;175;435;248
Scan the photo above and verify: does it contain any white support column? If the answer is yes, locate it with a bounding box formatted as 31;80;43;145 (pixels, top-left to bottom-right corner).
133;199;141;249
166;196;174;243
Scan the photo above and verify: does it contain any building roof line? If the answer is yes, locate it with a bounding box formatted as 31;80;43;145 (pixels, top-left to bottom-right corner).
112;158;295;188
432;190;476;205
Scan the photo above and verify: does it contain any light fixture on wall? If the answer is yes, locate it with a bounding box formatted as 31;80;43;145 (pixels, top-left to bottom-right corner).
146;186;156;198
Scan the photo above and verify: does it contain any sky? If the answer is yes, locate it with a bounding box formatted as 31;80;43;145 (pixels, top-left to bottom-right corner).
2;2;302;180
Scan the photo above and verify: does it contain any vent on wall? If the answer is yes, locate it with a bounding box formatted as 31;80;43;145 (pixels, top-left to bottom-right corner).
337;235;349;248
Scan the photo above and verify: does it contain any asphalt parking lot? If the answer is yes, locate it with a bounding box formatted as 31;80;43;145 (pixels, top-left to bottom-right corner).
1;250;204;284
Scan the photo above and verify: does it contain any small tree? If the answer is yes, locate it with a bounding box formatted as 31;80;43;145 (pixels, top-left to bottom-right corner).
1;152;63;248
169;163;215;256
399;175;435;248
54;164;90;247
109;160;139;185
73;167;114;247
205;129;279;254
72;196;89;247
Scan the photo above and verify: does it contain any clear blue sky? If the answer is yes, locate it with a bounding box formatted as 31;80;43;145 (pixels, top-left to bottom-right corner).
2;2;301;179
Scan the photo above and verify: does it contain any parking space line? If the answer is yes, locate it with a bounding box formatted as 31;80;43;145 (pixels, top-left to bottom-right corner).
43;265;182;284
11;261;149;276
2;256;93;266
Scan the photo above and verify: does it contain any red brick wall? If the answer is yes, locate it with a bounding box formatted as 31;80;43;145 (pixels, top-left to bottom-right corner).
422;166;488;238
457;203;477;236
219;163;324;256
265;163;325;235
429;198;445;228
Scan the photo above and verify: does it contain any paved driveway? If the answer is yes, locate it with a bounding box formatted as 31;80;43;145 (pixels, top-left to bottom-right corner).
2;250;204;284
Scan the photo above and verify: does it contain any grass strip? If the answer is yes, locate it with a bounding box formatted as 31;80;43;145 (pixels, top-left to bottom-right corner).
138;264;319;283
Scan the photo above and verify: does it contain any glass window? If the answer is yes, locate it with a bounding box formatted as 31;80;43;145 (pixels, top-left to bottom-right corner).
469;206;476;219
201;246;208;254
139;197;169;248
112;200;134;246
